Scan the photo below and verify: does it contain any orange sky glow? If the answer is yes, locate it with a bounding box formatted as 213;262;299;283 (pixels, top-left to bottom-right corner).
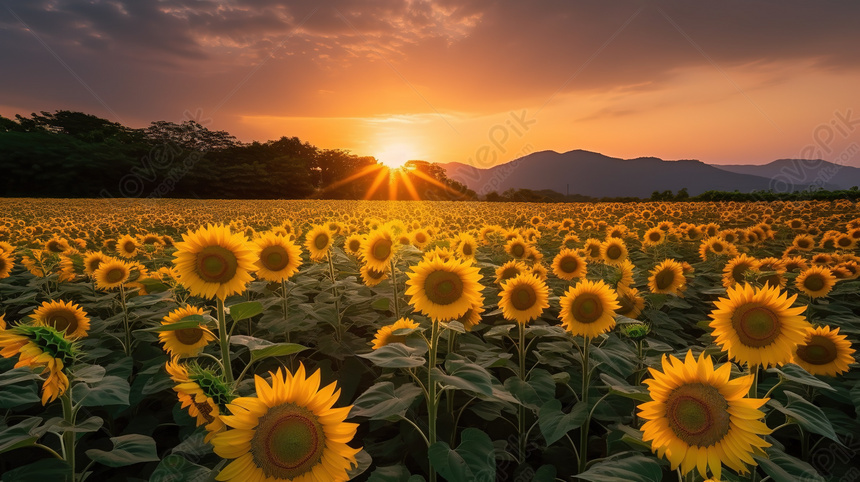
3;1;860;168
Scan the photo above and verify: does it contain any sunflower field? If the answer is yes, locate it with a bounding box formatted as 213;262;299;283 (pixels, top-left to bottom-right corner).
1;198;859;482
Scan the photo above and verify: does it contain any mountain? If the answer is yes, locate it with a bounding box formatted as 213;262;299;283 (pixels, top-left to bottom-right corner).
437;149;829;198
713;159;860;191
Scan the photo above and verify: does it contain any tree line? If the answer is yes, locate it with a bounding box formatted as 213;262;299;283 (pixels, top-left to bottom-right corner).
0;110;474;200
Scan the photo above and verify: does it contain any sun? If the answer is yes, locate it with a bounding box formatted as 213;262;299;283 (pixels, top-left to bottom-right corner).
376;143;420;169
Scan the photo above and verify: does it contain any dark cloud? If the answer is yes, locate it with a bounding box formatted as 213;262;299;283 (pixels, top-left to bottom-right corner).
1;0;859;133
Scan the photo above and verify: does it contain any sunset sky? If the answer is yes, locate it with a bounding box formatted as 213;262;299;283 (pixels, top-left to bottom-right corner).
2;1;860;168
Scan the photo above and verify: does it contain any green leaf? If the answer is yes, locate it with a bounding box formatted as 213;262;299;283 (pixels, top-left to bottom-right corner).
600;373;651;402
139;316;206;332
431;357;494;396
0;418;41;455
149;454;212;482
371;298;390;311
768;391;841;443
358;343;426;368
766;364;835;391
39;416;104;435
504;369;556;410
228;301;263;322
367;464;414;481
754;446;824;482
73;375;130;407
250;343;308;363
0;383;40;409
428;428;496;482
533;464;558;482
575;453;662;481
1;459;69;482
85;434;160;468
0;367;42;386
538;399;587;445
350;382;423;421
70;364;106;383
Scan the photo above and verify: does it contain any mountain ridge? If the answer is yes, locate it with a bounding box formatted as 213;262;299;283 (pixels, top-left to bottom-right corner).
437;150;849;198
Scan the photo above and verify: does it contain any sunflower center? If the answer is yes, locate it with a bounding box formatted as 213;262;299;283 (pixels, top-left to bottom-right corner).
313;233;330;251
366;268;385;280
654;269;676;290
424;270;464;305
732;263;752;282
571;294;603;324
48;311;77;334
559;256;579;274
731;304;781;347
348;239;361;252
649;232;662;242
712;242;724;252
588;245;600;258
617;293;635;314
462;243;473;256
87;259;102;272
665;383;730;447
511;244;525;258
260;246;290;271
802;274;825;292
372;239;392;261
251;403;325;480
606;245;622;260
796;335;838;365
196;246;238;283
510;285;537;311
500;267;520;281
175;327;204;345
106;267;126;283
123;241;136;253
415;233;427;243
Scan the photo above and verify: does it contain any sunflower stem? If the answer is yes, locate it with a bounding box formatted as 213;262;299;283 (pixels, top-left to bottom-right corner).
327;252;342;343
750;364;759;398
390;257;401;321
579;336;591;474
427;319;440;482
518;322;528;463
61;389;76;482
217;298;234;385
119;284;131;357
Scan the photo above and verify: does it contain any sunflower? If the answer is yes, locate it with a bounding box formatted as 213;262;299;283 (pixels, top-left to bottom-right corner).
344;234;364;257
82;251;107;276
616;285;645;319
0;325;77;405
616;259;635;290
791;325;856;376
794;266;836;298
722;254;760;289
253;233;303;283
159;305;217;358
305;225;334;262
551;249;587;280
359;264;388;287
559;279;620;338
499;274;549;325
210;364;360;482
642;227;666;247
0;252;13;279
505;236;531;260
454;233;478;260
174;224;256;300
792;234;815;251
709;283;810;367
32;300;90;339
166;357;233;441
495;260;528;285
362;229;396;272
93;258;131;290
405;257;483;322
648;259;686;295
411;229;432;250
371;317;420;349
600;238;628;266
639;351;771;480
456;298;485;332
117;234;139;258
583;238;603;261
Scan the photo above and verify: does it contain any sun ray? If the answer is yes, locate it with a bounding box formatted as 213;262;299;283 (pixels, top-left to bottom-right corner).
364;166;391;200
